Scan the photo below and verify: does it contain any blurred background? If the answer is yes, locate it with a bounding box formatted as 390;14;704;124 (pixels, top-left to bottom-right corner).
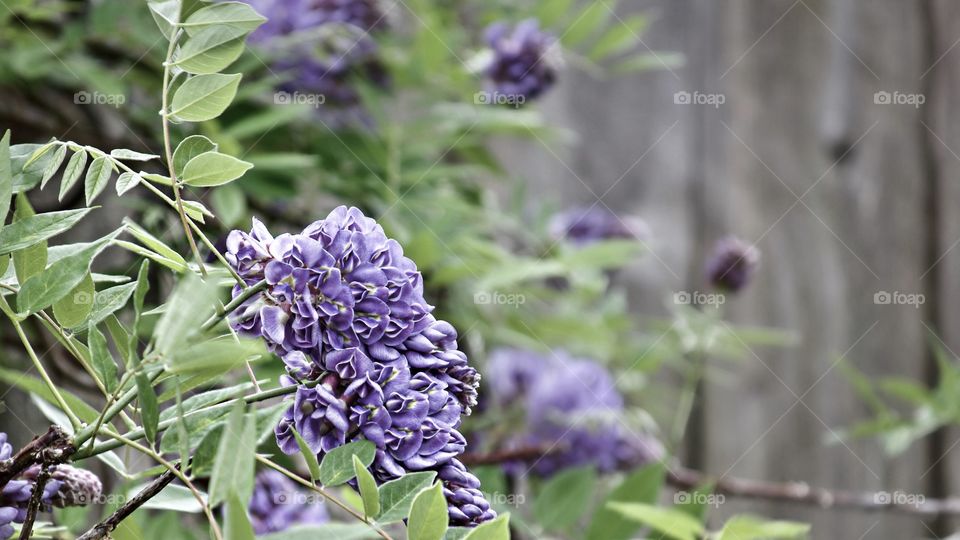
0;1;957;539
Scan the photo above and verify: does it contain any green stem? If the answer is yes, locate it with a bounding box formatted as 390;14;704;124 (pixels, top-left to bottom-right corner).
74;378;305;459
200;279;267;332
670;351;706;451
72;368;163;449
0;297;82;429
159;30;205;276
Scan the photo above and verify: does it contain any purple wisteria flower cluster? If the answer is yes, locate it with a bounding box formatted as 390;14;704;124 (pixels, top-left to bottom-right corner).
0;433;102;539
248;470;328;534
245;0;390;122
487;349;663;477
481;19;560;106
225;206;495;526
549;206;650;247
705;236;760;293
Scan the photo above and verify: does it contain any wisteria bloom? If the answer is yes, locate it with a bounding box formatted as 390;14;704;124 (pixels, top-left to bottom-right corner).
549;206;649;246
225;206;494;526
248;470;328;534
487;349;663;476
481;19;560;105
705;236;760;293
0;433;101;539
244;0;390;123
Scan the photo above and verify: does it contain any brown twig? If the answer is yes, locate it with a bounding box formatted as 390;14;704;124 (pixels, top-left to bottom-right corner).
75;468;177;540
460;446;960;517
0;426;72;489
17;464;51;540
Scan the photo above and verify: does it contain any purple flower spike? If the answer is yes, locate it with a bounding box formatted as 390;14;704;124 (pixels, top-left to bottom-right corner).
482;18;560;105
248;469;328;534
225;206;494;526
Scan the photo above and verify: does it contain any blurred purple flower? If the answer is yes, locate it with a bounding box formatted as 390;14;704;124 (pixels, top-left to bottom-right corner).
248;469;328;534
549;206;649;246
486;349;662;477
243;0;390;124
226;206;494;526
482;19;560;105
705;236;760;293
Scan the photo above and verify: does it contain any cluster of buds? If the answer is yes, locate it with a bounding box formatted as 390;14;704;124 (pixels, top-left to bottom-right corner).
226;206;494;526
0;433;101;539
247;470;329;534
482;19;561;105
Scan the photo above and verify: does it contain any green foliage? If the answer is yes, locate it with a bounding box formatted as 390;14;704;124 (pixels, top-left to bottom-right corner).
408;482;449;540
318;440;376;487
377;472;438;524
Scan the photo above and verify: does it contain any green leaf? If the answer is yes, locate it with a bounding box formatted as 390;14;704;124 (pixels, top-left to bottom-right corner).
84;156;114;205
258;523;379;540
318;440;376;486
224;493;256;540
585;463;665;540
533;465;596;531
136;372;160;445
115;171;142;196
716;515;810;540
0;207;93;256
377;472;437;524
462;514;510;540
167;337;264;374
16;231;119;314
208;404;256;506
535;0;576;27
210;183;246;226
60;149;88;201
607;503;704;540
169;73;243;122
174;25;248;74
293;429;321;483
408;482;448;540
181;151;253;187
22;142;54;170
110;149;160;161
354;454;380;518
589;14;648;60
181;2;267;35
10;195;46;283
135;484;205;513
123;218;187;267
148;0;182;39
115;240;188;274
0;130;12;233
40;144;66;189
181;199;213;223
152;274;219;356
563;1;616;46
52;272;94;328
173;135;218;178
88;321;119;393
